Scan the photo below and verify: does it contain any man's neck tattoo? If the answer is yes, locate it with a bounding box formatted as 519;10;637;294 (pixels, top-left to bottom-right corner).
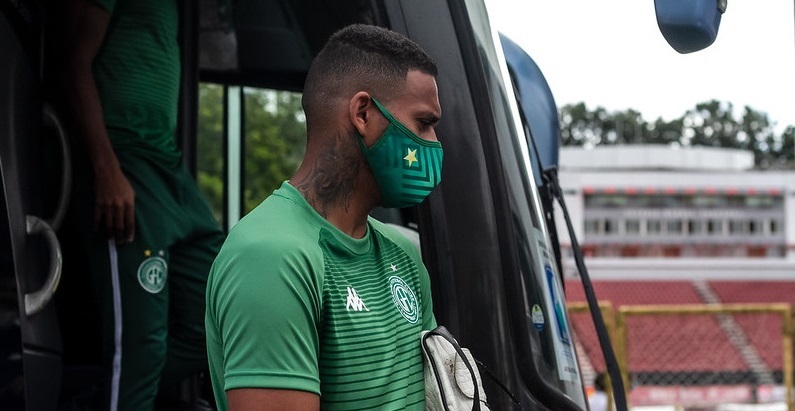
294;132;363;218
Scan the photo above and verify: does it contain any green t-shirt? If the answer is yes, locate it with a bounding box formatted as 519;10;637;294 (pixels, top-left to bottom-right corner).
206;182;436;410
92;0;182;167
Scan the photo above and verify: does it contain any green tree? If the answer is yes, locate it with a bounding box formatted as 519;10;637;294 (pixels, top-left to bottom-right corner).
739;106;776;168
682;100;739;148
607;108;647;145
560;102;609;147
561;103;658;146
559;99;794;169
648;117;684;146
766;125;795;169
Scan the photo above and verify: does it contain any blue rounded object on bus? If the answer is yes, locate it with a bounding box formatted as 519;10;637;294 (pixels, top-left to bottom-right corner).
655;0;726;54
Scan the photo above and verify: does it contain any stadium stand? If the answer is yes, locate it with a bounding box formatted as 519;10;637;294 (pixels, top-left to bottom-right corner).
565;280;751;385
708;281;795;371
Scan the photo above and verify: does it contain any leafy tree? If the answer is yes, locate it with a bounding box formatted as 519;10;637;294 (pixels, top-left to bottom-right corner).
559;99;794;169
682;100;738;148
648;117;683;146
561;104;664;147
739;106;776;168
560;102;608;147
767;125;795;169
608;109;647;145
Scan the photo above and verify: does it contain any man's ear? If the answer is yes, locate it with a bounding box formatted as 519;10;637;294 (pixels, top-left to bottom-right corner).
349;91;378;147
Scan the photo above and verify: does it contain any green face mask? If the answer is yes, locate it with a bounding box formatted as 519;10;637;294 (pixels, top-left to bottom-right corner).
358;97;443;208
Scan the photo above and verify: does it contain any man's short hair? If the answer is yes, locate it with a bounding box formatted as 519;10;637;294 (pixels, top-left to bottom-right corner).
302;24;438;120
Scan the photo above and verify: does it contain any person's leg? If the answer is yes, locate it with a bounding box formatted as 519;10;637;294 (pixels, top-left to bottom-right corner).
108;239;171;410
68;151;177;411
159;169;225;390
70;195;172;410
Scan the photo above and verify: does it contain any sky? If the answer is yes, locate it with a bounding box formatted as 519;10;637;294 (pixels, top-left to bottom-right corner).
486;0;795;133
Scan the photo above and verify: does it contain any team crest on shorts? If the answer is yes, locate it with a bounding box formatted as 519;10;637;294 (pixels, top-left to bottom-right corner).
389;275;419;324
137;256;167;294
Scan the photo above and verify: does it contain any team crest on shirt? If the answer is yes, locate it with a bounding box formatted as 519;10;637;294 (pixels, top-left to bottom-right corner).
389;275;419;324
137;256;167;294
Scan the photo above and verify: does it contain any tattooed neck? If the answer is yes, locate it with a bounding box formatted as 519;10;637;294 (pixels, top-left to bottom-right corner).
293;132;364;218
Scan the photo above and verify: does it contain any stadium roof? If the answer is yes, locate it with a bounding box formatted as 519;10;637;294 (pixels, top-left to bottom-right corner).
561;145;754;171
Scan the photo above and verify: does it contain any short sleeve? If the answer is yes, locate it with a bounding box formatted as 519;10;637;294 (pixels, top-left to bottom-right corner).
207;235;324;394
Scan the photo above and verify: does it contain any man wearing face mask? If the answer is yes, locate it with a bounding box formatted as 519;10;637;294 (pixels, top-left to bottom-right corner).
205;24;442;410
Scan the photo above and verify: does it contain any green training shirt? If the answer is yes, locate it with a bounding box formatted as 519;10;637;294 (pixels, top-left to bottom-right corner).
92;0;182;167
206;182;436;410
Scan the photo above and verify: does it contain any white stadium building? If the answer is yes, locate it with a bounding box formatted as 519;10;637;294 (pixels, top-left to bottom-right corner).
556;144;795;280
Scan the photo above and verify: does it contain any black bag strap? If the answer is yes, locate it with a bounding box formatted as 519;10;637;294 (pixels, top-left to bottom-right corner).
472;358;521;407
422;326;483;411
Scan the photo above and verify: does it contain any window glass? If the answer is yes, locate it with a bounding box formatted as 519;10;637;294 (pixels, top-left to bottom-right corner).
727;196;745;207
748;220;761;235
691;195;724;208
243;88;306;214
625;219;641;234
647;220;662;234
770;219;783;234
585;194;629;208
584;219;600;235
666;220;683;235
687;219;702;235
746;196;774;208
604;219;617;234
648;195;680;208
707;219;724;235
729;220;746;234
196;84;307;228
197;83;225;224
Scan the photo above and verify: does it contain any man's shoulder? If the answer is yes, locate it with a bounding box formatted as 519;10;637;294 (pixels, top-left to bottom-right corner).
369;218;422;256
216;193;325;268
229;191;312;239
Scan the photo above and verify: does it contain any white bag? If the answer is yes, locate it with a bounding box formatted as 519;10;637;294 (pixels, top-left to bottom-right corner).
421;326;490;411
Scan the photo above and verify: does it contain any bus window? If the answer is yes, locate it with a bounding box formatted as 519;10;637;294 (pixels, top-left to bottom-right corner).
196;83;306;230
197;83;224;225
242;88;305;215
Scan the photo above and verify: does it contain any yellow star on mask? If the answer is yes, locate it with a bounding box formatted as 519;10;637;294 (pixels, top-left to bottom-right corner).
404;148;418;167
144;249;151;257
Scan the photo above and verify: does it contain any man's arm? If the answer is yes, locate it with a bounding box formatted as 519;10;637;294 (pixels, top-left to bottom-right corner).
227;388;319;411
66;0;135;244
207;232;325;410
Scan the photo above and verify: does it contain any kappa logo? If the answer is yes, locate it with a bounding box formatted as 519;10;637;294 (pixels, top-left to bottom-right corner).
137;256;167;294
345;287;369;312
389;276;419;324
